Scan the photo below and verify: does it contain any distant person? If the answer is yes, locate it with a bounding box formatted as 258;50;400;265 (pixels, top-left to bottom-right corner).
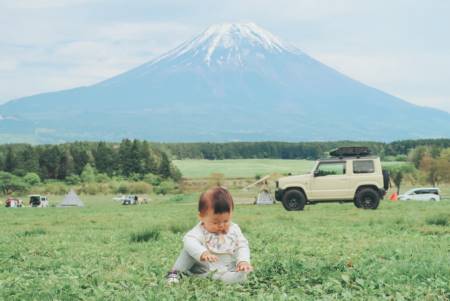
166;187;252;284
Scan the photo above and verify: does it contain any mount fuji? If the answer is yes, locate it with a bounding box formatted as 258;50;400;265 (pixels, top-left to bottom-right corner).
1;23;449;143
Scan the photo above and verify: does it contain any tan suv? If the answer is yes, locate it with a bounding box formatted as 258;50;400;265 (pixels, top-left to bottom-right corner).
275;147;389;210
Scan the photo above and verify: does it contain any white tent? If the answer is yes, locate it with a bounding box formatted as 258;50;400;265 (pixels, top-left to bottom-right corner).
58;189;84;207
255;189;275;205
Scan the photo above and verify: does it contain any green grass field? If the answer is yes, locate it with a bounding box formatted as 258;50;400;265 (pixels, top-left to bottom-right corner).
173;159;315;178
1;159;449;300
1;195;449;300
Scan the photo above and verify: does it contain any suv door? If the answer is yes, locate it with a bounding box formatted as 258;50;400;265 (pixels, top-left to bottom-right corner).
309;161;350;200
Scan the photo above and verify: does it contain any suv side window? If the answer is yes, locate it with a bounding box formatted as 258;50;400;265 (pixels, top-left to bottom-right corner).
353;160;375;174
315;162;346;176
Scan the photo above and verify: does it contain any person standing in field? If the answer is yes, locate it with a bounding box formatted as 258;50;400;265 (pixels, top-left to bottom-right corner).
166;186;252;284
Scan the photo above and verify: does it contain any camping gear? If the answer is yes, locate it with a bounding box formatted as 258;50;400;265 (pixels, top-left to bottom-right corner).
29;195;49;207
5;198;22;208
329;146;370;158
113;195;148;205
256;189;275;205
58;189;84;207
243;174;277;205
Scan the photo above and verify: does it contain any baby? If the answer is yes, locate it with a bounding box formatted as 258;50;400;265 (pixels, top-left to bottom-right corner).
167;187;252;284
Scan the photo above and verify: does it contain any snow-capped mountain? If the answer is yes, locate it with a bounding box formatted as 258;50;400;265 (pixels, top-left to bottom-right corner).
1;23;449;143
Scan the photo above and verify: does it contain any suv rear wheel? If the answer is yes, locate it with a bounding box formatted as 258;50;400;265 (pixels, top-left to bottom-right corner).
355;188;380;209
282;190;306;211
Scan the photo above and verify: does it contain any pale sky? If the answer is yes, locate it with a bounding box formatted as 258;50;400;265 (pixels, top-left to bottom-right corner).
1;0;449;112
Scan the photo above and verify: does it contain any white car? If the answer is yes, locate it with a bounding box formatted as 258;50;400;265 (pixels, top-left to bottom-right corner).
398;188;441;201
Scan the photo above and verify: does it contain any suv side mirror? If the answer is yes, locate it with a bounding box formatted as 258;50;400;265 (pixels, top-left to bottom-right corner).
313;170;320;177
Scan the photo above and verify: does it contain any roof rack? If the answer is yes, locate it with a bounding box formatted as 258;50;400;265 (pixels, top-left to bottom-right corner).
329;146;371;158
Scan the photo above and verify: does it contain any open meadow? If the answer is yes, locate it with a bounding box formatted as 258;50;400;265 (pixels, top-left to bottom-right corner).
1;159;449;300
1;196;450;300
173;159;405;178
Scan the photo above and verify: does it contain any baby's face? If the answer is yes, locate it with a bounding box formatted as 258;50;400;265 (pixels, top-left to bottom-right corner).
199;210;232;234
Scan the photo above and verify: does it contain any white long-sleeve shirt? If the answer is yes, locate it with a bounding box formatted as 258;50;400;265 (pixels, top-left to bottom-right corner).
183;222;251;264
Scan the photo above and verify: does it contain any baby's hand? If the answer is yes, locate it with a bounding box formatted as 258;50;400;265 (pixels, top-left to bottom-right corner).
200;251;218;262
236;261;253;272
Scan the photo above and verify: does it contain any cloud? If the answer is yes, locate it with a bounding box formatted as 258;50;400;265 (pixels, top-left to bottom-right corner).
0;20;195;103
2;0;98;9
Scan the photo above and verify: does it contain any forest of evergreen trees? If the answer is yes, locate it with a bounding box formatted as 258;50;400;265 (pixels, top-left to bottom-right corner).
0;139;449;182
0;139;180;181
159;139;450;160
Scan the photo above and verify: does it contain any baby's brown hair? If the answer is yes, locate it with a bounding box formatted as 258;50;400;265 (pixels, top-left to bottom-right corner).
198;187;234;216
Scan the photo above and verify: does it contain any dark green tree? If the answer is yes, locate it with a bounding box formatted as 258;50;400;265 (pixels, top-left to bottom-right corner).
39;145;62;179
94;142;117;176
4;147;17;173
158;151;172;178
119;139;134;177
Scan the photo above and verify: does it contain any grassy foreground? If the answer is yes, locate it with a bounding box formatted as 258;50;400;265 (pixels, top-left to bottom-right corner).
1;195;449;300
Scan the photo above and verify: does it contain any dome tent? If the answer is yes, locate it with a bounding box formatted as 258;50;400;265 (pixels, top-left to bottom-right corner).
58;189;84;207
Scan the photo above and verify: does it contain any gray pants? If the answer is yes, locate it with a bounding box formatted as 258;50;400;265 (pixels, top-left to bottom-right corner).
172;250;247;284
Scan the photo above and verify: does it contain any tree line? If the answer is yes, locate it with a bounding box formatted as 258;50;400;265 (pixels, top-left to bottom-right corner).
385;146;450;193
159;139;450;160
0;140;181;181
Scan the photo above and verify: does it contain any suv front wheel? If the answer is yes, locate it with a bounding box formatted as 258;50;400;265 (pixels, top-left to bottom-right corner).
355;188;380;209
282;189;306;211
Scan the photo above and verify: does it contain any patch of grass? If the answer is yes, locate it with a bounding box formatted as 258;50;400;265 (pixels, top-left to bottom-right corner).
168;223;192;234
426;215;449;226
169;195;184;202
21;228;47;237
130;229;161;242
1;188;450;300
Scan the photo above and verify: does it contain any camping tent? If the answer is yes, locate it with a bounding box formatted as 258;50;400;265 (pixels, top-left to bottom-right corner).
255;189;275;205
58;189;84;207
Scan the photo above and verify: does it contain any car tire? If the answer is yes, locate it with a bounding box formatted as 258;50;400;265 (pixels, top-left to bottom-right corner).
282;189;306;211
355;188;380;210
354;199;362;208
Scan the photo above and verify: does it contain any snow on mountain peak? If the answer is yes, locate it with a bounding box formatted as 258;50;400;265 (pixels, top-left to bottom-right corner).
151;22;301;67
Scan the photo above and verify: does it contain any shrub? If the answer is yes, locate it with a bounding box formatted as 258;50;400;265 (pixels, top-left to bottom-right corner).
116;182;129;194
80;183;102;195
154;180;178;195
170;165;183;181
23;172;41;186
95;173;110;183
143;173;161;186
65;174;81;185
41;182;68;195
128;181;152;194
129;173;142;182
81;163;96;183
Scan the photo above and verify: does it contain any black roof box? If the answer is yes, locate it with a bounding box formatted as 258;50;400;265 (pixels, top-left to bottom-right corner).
329;146;371;157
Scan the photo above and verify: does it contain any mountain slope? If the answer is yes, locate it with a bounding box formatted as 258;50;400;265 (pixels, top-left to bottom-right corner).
1;23;449;143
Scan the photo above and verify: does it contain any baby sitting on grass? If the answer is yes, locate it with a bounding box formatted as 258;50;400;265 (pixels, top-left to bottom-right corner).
167;187;252;284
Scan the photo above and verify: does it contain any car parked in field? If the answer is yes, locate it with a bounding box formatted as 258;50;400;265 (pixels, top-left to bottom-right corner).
275;146;389;210
398;188;441;201
29;195;49;207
